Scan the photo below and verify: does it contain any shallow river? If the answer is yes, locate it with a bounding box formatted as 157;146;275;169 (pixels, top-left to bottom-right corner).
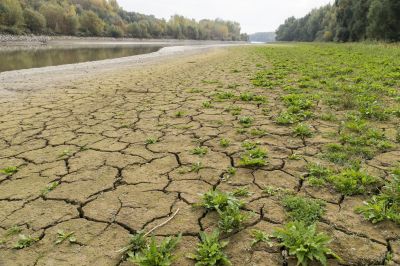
0;44;163;72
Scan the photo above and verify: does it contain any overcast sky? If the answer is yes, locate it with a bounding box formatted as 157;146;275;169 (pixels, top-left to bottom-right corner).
118;0;333;34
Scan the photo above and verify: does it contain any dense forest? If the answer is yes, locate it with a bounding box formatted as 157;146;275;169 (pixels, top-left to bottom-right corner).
0;0;248;40
276;0;400;42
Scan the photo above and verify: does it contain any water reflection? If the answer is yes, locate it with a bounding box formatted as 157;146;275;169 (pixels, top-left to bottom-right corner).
0;45;163;72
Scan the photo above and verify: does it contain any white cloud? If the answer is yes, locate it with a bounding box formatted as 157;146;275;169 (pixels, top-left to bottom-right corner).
117;0;333;33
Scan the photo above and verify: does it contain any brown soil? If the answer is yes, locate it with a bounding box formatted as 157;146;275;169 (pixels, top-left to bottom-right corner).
0;46;399;265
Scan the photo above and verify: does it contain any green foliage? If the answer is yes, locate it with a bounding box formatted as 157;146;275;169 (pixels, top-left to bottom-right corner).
145;137;158;144
327;169;381;196
42;181;59;196
282;195;326;225
198;189;247;232
187;230;231;266
128;235;181;266
273;221;340;266
238;116;254;128
5;225;21;237
192;146;208;157
55;230;76;244
276;0;400;42
120;231;148;255
14;234;38;249
0;0;247;40
0;166;18;175
239;147;267;167
219;138;230;148
357;167;400;224
250;230;272;247
202;101;213;108
231;187;252;197
293;123;313;138
23;9;46;33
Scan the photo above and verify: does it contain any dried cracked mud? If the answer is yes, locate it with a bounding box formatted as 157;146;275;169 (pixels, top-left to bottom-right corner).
0;46;399;266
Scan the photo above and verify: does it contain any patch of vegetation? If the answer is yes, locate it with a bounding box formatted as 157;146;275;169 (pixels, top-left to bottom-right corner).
5;225;22;237
128;235;181;266
293;123;313;138
197;189;247;232
231;186;252;197
282;195;326;225
288;153;302;160
190;162;204;173
238;92;266;103
262;186;291;197
145;137;158;144
226;105;242;115
249;128;267;136
219;138;230;148
0;166;18;175
202;101;213;108
357;167;400;224
55;230;76;244
192;146;208;157
175;110;186;117
250;229;272;248
42;181;59;196
273;221;340;266
238;116;254;128
327;169;381;196
187;230;231;266
14;234;39;249
239;146;268;168
59;149;71;158
214;91;235;101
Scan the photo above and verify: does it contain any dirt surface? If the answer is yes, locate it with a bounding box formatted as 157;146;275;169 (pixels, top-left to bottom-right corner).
0;45;399;265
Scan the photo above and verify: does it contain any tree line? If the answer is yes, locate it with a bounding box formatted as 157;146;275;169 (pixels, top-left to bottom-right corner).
276;0;400;42
0;0;248;41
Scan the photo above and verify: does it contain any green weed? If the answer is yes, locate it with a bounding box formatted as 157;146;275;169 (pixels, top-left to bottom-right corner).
293;123;313;138
219;138;230;148
14;234;39;249
327;169;381;196
145;137;158;144
55;230;76;244
282;195;325;225
239;116;254;128
0;166;18;175
192;147;208;157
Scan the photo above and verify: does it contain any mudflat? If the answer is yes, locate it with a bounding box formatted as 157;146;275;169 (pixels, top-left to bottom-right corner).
0;44;399;265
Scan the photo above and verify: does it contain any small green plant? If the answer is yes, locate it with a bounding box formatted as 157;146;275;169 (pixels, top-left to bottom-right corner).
197;189;247;232
119;231;148;255
276;111;299;125
190;162;204;173
5;225;22;237
42;181;59;196
55;230;76;244
327;169;380;196
231;187;252;197
14;234;39;249
239;116;254;128
273;221;340;266
250;229;272;248
0;166;18;175
217;204;248;233
357;167;400;224
202;101;213;108
227;105;242;115
175;110;185;117
145;137;158;144
189;88;203;93
192;146;208;157
282;195;326;225
187;230;231;266
242;140;258;150
219;138;230;148
293;123;313;138
128;235;181;266
239;147;267;167
288;153;302;160
222;167;236;181
59;149;71;158
249;128;267;136
214;91;235;100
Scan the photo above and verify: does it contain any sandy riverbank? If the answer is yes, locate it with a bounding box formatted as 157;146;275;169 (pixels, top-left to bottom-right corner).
0;43;244;96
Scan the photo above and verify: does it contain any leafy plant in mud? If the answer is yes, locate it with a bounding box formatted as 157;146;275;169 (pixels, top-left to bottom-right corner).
0;166;18;175
120;231;148;255
239;147;268;168
55;230;76;244
5;225;22;237
273;221;340;266
282;195;326;225
293;123;313;138
213;91;235;101
187;230;231;266
357;167;400;224
202;101;213;108
192;146;208;157
219;138;230;148
14;234;39;249
175;110;186;118
197;189;247;233
231;186;252;197
327;169;381;196
250;229;272;248
238;116;254;128
305;163;333;187
42;181;59;196
145;137;158;144
128;235;181;266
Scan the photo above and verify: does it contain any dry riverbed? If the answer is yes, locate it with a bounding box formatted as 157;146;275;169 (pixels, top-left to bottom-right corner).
0;44;399;265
